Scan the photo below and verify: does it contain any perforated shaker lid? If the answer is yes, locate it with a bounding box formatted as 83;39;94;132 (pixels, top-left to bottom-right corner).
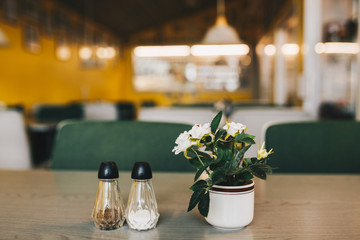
98;161;119;179
131;162;152;180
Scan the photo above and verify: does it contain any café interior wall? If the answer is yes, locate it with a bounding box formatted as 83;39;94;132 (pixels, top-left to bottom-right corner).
0;23;254;111
0;23;124;111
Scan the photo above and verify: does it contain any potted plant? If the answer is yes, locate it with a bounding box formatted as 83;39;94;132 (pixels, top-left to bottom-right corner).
172;111;274;230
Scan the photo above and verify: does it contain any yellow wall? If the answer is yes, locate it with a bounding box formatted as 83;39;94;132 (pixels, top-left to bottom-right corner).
0;22;124;111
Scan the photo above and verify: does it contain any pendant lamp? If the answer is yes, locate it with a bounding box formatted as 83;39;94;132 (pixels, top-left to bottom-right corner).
202;0;242;44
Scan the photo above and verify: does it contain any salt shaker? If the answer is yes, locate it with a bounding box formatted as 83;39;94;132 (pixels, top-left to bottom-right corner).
92;161;125;230
125;162;160;231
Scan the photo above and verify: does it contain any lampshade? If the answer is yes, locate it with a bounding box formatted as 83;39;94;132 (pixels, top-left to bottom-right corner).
202;0;242;44
202;16;241;44
0;28;10;47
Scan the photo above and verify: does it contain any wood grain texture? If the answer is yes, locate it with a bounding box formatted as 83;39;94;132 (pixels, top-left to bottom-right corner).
0;170;359;239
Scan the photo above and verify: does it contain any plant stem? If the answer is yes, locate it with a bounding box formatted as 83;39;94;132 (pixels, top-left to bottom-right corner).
238;157;244;168
194;150;211;176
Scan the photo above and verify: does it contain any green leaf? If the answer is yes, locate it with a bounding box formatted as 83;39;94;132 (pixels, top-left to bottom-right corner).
211;169;226;185
205;145;213;152
237;171;254;181
209;161;223;171
190;180;208;191
218;138;232;143
242;157;249;167
210;111;223;133
188;189;206;212
214;129;227;142
250;165;267;180
185;148;197;159
243;138;255;144
213;148;224;164
237;133;255;139
222;147;233;161
203;135;213;143
225;167;240;175
249;157;257;164
198;192;210;217
194;166;207;181
257;164;274;174
188;148;213;169
232;145;252;168
195;150;212;160
236;145;251;160
235;133;255;144
189;157;202;169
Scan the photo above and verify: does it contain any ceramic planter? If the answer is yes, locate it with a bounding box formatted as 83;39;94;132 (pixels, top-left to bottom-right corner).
205;181;254;230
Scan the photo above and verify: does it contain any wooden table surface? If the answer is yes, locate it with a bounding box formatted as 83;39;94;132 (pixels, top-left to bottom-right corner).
0;170;359;239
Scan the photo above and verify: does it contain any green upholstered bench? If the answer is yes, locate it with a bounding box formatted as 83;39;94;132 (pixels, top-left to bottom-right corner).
50;120;194;172
34;104;84;123
264;121;360;173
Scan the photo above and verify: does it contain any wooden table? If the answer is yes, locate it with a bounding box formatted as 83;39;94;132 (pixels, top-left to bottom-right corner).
0;170;359;239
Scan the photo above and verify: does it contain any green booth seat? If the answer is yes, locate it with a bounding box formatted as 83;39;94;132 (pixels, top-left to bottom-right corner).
50;120;194;172
33;103;84;123
264;120;360;173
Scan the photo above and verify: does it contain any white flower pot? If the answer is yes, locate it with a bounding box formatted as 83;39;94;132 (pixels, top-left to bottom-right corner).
205;181;254;230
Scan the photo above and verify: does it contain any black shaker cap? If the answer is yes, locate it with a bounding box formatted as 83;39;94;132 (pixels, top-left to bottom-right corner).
98;162;119;179
131;162;152;180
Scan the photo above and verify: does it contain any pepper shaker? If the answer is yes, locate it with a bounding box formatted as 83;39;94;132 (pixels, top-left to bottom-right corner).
125;162;160;231
92;161;125;230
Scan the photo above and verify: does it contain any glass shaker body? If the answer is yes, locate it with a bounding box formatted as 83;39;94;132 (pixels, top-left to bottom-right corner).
92;179;125;230
126;179;159;231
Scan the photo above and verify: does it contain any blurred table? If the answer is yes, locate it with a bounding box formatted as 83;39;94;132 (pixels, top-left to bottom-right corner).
0;170;359;239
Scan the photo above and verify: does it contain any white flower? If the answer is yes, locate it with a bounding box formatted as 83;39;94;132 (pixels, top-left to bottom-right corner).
172;131;195;155
189;123;211;139
223;122;246;137
257;142;273;159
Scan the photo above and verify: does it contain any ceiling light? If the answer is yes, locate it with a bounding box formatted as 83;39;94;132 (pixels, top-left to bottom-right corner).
314;43;325;54
264;44;276;56
96;47;117;59
281;44;299;56
56;45;71;61
96;47;107;59
79;46;93;60
191;44;249;56
105;47;116;58
202;0;242;44
315;42;359;54
134;46;190;57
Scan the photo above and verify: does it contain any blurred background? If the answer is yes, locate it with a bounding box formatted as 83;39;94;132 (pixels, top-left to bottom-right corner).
0;0;359;168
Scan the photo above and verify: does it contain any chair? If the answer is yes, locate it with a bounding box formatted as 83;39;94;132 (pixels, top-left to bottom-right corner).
33;103;84;123
50;120;194;172
27;123;56;167
318;102;354;120
0;110;32;169
232;108;315;157
83;102;117;120
264;120;360;173
115;102;136;120
30;103;83;166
